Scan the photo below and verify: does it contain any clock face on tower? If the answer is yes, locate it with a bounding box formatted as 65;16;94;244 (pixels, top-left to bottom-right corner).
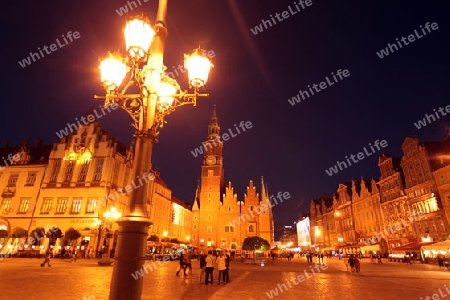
206;155;216;165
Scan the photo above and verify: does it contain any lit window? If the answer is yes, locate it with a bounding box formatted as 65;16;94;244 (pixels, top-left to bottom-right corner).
71;199;82;214
18;198;30;214
40;198;53;214
1;198;12;213
55;198;68;214
206;226;212;233
86;199;97;213
249;225;254;232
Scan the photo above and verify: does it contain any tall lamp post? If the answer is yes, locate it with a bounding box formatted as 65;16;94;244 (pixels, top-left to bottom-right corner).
94;1;213;299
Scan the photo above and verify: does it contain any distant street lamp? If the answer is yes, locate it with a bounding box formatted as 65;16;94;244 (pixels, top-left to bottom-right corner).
96;206;121;264
103;206;122;252
94;1;213;299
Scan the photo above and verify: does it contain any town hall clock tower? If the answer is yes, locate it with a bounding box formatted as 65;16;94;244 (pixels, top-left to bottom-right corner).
192;108;274;251
192;107;224;248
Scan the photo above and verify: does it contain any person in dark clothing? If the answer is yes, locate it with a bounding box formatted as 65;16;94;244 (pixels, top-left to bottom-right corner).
224;252;230;283
348;254;356;274
377;253;383;264
438;255;444;268
41;248;52;267
199;253;206;283
175;251;185;276
183;251;192;276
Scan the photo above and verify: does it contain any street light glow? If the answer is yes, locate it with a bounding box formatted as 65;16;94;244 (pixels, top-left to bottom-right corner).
158;81;177;108
123;16;155;60
99;53;127;90
184;47;214;88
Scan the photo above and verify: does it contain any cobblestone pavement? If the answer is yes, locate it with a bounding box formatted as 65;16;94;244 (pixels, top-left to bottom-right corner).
1;256;450;300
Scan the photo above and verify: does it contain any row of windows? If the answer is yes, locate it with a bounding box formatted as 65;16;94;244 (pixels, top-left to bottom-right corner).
407;186;433;199
0;172;38;187
49;158;104;183
0;198;98;214
0;158;106;188
1;198;29;214
195;225;255;233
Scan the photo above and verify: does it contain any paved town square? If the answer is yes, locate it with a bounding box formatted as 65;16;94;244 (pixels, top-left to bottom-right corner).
1;256;449;300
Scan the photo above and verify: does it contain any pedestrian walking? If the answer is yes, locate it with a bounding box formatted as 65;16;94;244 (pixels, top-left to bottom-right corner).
72;249;78;262
175;251;185;276
183;251;192;276
205;250;215;284
438;255;444;269
348;254;356;274
61;248;66;259
224;251;230;283
354;256;361;273
406;255;414;266
216;251;227;284
41;248;52;267
320;253;324;264
199;253;206;283
377;253;383;264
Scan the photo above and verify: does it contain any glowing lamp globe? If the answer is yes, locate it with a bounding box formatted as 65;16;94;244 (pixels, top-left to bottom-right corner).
124;16;155;60
158;81;177;108
184;48;213;88
99;53;127;90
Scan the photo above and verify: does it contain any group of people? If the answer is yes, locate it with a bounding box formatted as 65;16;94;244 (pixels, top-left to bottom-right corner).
176;250;230;284
40;247;85;267
369;252;384;264
347;254;361;274
175;250;193;276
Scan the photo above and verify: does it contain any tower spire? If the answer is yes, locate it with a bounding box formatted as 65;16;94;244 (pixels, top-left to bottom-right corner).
207;105;220;140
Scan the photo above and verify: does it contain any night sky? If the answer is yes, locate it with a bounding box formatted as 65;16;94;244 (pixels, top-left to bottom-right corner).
1;0;449;240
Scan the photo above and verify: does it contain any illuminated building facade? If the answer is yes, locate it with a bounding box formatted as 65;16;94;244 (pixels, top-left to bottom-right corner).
191;110;274;251
296;215;311;249
0;119;192;255
401;137;449;243
308;135;450;255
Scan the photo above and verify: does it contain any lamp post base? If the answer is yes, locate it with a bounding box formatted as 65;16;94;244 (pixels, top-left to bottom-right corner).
108;216;152;300
98;254;114;266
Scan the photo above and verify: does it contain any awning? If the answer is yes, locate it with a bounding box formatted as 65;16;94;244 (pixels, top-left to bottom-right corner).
421;240;450;251
321;247;336;251
146;241;163;246
360;244;381;252
391;242;435;251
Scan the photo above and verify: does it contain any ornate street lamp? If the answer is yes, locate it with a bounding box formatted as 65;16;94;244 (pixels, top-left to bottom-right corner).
96;206;122;265
94;1;213;299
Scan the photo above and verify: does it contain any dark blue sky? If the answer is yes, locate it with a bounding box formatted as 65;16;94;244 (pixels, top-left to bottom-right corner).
1;0;449;239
